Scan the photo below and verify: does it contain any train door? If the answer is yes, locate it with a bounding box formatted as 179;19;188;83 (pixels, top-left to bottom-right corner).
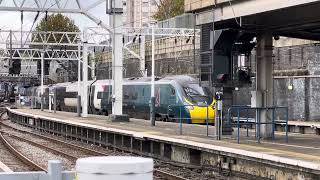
139;85;150;119
93;84;102;111
123;85;131;115
158;84;176;116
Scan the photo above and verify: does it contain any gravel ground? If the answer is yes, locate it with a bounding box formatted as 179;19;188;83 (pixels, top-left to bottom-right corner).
2;119;243;179
0;137;32;172
3;134;75;170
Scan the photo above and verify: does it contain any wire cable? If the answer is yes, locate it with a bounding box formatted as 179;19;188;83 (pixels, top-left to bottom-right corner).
22;0;62;47
228;0;241;27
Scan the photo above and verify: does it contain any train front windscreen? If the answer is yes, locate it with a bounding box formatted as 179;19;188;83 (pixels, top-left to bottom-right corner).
183;84;213;106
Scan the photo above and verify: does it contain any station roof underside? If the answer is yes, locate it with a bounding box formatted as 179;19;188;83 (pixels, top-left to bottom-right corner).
196;1;320;41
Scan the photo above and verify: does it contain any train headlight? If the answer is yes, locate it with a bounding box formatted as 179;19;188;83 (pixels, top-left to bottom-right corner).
186;105;194;110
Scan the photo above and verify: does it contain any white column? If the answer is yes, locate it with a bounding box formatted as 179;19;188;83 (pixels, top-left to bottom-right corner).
150;28;156;126
151;28;155;98
41;50;44;111
41;51;44;95
256;33;273;138
49;94;52;112
91;52;95;79
110;0;124;116
78;38;81;99
77;38;81;117
140;35;146;76
81;42;88;117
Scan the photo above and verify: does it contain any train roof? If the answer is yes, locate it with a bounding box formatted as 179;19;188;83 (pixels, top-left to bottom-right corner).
30;75;200;88
94;75;198;85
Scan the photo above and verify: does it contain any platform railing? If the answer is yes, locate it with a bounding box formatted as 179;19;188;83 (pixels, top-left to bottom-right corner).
167;104;214;136
0;160;74;180
227;105;289;144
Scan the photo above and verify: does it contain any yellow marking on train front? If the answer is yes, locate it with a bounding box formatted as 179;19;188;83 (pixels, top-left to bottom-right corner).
185;98;215;124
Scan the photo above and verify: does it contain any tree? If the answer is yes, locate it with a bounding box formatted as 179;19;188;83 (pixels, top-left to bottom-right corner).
33;14;80;81
36;13;79;32
34;14;79;44
153;0;184;21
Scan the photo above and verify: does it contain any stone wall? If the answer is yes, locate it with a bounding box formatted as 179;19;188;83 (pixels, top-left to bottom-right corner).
96;55;200;80
234;44;320;121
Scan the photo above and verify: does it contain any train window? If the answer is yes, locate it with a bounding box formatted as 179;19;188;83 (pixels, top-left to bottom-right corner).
183;84;213;105
170;87;175;96
97;92;109;99
132;92;138;100
97;92;102;99
123;88;130;100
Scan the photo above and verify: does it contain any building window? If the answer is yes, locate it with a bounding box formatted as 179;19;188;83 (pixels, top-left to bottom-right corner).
142;12;148;18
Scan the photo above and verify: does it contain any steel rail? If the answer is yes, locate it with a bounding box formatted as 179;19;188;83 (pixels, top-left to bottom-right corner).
0;132;45;171
0;132;79;161
0;121;195;180
154;170;188;180
0;122;108;157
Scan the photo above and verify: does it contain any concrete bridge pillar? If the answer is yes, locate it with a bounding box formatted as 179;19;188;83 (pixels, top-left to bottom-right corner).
256;32;273;138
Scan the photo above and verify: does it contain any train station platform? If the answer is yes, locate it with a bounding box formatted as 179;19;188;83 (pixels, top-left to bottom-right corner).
6;108;320;179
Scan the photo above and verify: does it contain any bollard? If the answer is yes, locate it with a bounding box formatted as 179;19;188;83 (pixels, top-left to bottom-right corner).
54;88;57;113
41;95;44;111
77;95;81;117
30;96;34;109
76;156;153;180
49;95;52;112
48;160;62;180
150;97;155;126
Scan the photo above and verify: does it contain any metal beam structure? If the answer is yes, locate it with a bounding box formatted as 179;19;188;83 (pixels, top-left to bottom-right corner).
0;0;200;119
0;30;111;47
0;0;111;117
195;0;320;25
122;27;200;37
123;27;200;77
0;0;111;31
0;48;80;60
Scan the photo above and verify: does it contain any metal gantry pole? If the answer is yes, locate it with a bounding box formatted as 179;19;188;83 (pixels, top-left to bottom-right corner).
40;50;44;111
81;42;88;118
9;30;12;72
150;27;156;126
140;35;146;76
91;52;95;79
110;0;124;117
77;38;81;117
54;88;57;113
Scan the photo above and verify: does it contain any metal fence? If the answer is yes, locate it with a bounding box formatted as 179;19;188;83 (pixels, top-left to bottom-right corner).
227;105;289;144
167;104;214;136
0;160;74;180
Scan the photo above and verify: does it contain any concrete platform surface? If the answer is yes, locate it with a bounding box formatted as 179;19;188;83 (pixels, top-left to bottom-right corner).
8;108;320;172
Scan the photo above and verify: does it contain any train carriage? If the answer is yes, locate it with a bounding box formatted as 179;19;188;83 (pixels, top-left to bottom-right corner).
26;75;215;124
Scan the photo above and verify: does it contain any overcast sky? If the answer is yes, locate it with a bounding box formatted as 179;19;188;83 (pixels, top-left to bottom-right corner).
0;0;110;31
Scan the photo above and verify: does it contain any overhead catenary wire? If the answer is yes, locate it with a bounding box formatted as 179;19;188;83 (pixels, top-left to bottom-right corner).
22;0;62;48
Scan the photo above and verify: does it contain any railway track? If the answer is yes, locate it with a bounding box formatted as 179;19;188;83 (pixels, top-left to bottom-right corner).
0;121;188;179
0;105;44;172
0;132;45;172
